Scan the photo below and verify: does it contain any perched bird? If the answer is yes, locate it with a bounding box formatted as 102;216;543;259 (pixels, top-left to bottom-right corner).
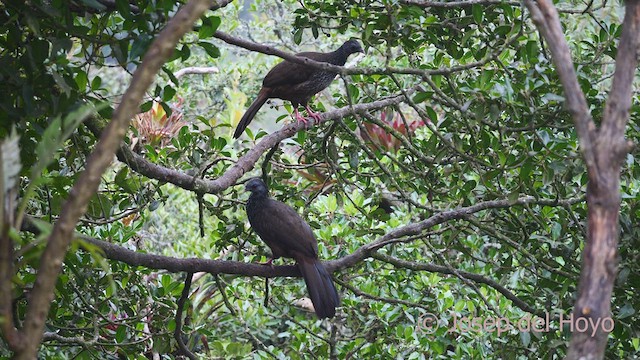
233;39;364;138
244;178;339;319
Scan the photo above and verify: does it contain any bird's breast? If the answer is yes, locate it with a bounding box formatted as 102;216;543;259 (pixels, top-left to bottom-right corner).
306;71;338;92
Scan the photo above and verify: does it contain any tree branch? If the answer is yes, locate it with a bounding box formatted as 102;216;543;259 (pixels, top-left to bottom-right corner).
22;195;582;318
26;196;583;278
525;2;640;359
213;30;494;77
330;196;583;270
14;1;228;358
175;273;196;360
88;92;412;194
174;66;219;79
372;253;541;316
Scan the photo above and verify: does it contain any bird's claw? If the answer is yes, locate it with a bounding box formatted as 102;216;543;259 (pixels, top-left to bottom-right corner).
305;106;323;125
293;109;309;127
293;108;323;128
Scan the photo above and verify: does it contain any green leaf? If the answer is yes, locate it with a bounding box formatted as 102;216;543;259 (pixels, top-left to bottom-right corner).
472;5;483;24
25;14;41;36
29;39;50;64
91;75;102;91
618;303;635;319
130;34;152;60
293;29;303;44
161;67;180;87
115;325;126;343
551;222;562;240
412;92;429;104
462;180;476;194
140;101;153;112
33;103;103;179
115;0;131;18
199;16;221;38
114;39;129;65
75;70;88;91
520;159;533;181
179;44;191;61
424;106;437;122
162;85;176;102
86;193;113;218
199;42;221;59
520;331;531;347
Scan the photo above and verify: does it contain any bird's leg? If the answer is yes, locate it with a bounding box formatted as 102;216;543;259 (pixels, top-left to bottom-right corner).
293;108;309;126
305;105;323;124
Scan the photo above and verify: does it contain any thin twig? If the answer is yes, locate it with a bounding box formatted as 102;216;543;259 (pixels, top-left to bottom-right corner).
175;272;196;360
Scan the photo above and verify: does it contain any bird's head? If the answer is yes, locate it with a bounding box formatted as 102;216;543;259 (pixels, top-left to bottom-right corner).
342;39;364;55
245;178;269;197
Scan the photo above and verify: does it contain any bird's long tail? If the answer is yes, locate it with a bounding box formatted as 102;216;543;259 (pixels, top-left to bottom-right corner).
233;89;269;139
298;257;340;319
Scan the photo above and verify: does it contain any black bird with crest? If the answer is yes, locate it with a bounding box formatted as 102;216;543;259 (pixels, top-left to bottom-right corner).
234;39;364;138
244;178;339;319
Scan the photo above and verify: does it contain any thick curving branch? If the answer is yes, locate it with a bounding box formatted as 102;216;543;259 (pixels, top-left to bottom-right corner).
24;194;582;317
88;92;412;194
330;196;583;270
13;1;230;358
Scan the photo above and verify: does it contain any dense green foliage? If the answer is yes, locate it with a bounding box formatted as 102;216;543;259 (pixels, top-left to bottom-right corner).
1;0;639;358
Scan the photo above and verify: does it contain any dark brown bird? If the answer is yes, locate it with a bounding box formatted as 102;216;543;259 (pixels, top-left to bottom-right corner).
233;39;364;138
244;178;339;319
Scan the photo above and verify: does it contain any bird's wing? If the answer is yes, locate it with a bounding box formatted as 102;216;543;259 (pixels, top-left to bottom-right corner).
262;50;331;89
255;199;318;258
262;59;316;88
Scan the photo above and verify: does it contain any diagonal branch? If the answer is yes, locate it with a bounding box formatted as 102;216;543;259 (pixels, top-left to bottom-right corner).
372;253;541;316
14;1;228;358
88;92;412;194
175;273;196;360
330;196;583;270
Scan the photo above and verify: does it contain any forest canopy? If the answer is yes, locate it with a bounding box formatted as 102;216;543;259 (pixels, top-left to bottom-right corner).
0;0;639;359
